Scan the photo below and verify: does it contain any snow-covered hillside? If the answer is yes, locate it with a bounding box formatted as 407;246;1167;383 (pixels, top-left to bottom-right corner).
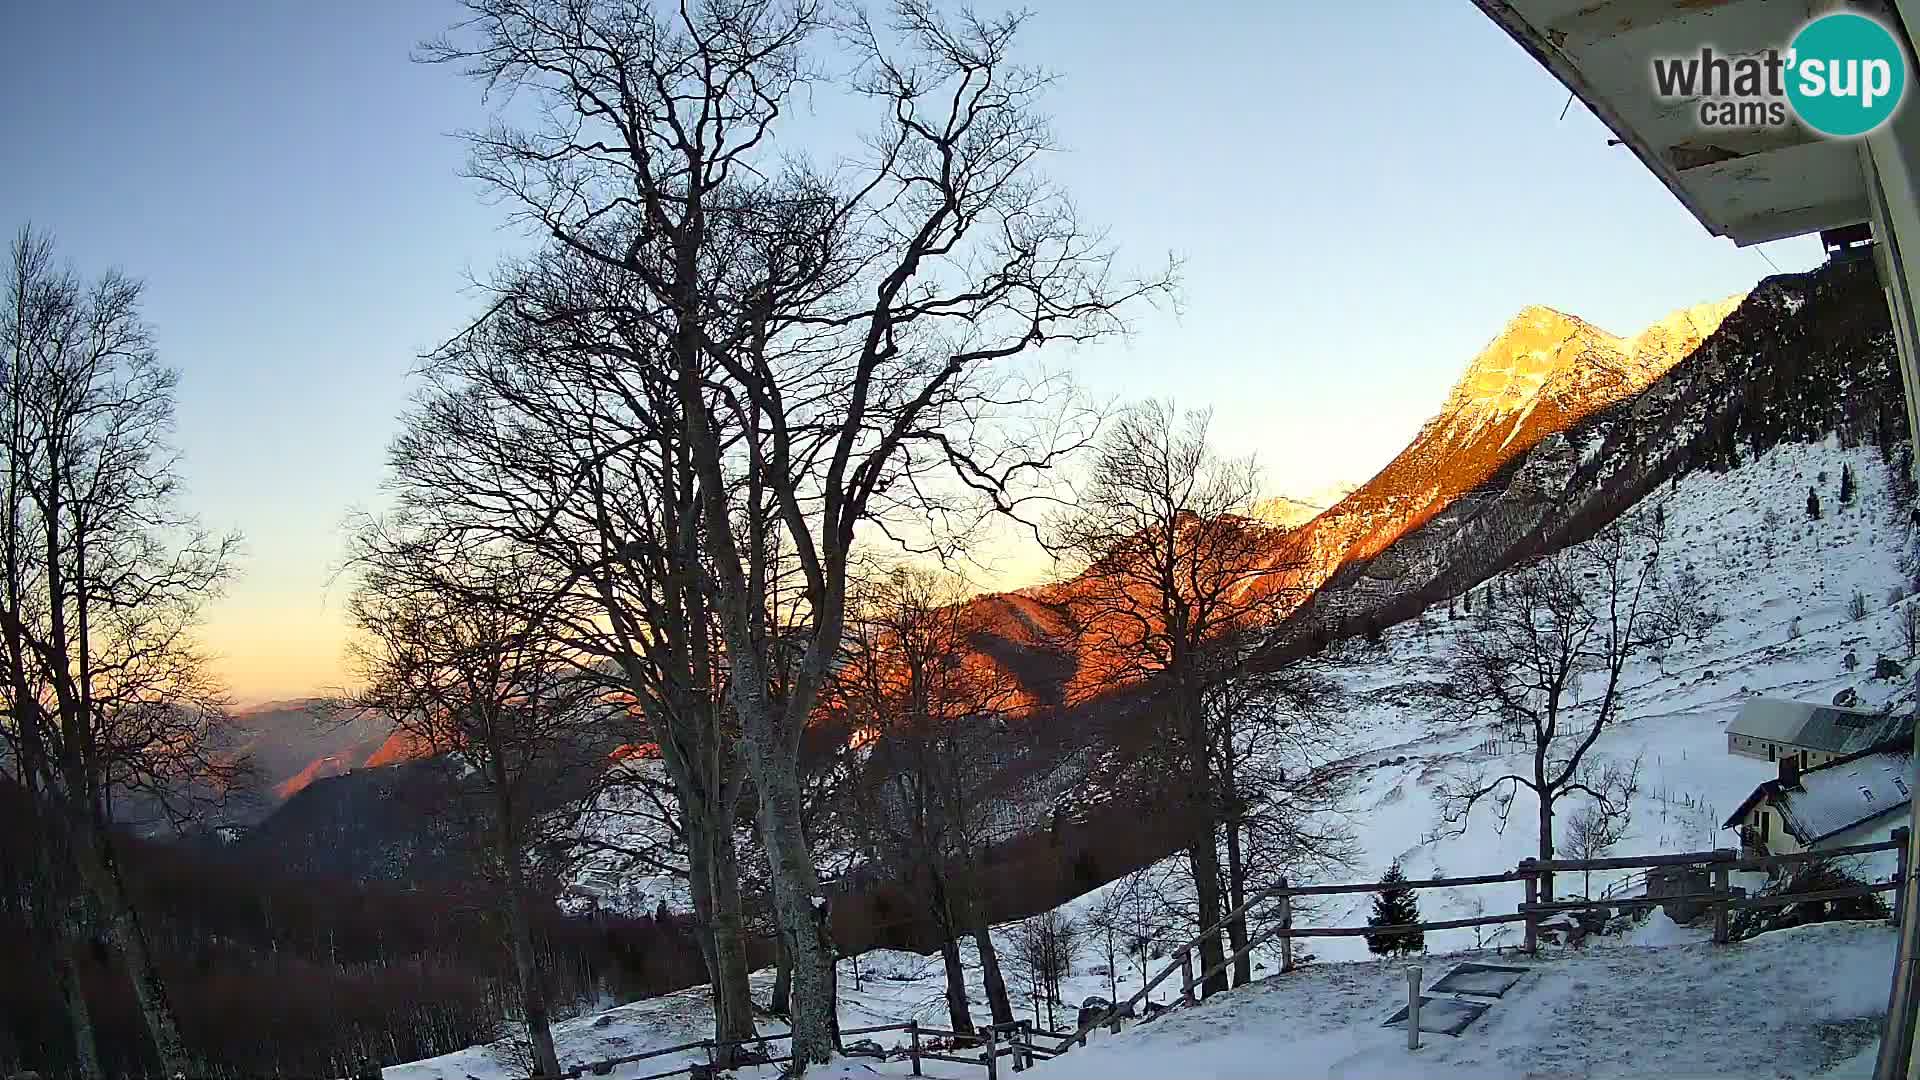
394;439;1918;1078
1304;439;1914;959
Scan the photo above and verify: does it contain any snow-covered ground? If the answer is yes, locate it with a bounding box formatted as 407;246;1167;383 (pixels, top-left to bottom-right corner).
1034;921;1894;1080
385;960;998;1080
394;439;1919;1078
391;920;1896;1080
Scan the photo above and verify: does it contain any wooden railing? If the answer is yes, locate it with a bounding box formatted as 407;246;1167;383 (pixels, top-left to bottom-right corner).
529;1018;1056;1080
526;831;1909;1079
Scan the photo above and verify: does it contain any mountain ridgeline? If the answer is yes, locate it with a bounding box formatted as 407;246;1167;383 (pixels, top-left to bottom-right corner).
1280;255;1905;654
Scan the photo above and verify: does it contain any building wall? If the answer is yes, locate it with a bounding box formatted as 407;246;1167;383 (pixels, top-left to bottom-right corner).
1740;802;1805;857
1727;734;1839;768
1738;799;1908;866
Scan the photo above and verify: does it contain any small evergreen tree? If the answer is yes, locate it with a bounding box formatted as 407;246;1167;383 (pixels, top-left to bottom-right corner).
1840;463;1856;505
1365;862;1425;957
1807;486;1822;520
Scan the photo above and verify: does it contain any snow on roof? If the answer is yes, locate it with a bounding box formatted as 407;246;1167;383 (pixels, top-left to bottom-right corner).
1725;697;1912;755
1759;746;1915;845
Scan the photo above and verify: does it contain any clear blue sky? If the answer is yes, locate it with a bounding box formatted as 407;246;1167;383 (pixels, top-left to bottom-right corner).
0;1;1822;700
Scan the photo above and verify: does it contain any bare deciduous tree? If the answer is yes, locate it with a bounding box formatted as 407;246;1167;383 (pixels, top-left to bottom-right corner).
1205;656;1355;985
346;541;608;1080
0;225;240;1078
1562;793;1635;899
420;1;1166;1064
377;233;769;1060
833;565;1021;1033
1009;909;1079;1030
1436;510;1664;901
1049;401;1284;998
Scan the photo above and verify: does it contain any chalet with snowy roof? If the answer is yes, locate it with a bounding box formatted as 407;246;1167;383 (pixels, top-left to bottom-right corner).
1723;698;1914;772
1724;741;1914;861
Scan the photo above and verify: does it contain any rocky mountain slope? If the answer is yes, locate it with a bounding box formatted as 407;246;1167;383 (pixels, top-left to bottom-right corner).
1273;295;1742;587
1279;256;1905;651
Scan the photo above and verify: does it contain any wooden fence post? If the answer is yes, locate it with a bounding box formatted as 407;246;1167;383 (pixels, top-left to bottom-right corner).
1712;850;1732;945
1520;859;1539;954
1406;964;1423;1051
985;1023;999;1080
1180;947;1196;1006
1279;877;1295;973
908;1020;921;1077
1894;827;1911;927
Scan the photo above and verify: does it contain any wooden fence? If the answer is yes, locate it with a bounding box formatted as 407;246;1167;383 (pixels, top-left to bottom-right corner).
527;830;1908;1080
527;1017;1068;1080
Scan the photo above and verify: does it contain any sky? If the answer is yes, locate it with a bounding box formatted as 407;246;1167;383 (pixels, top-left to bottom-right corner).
0;1;1825;703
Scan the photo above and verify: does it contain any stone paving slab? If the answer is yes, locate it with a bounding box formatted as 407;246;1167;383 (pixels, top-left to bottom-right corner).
1380;995;1490;1036
1429;962;1529;999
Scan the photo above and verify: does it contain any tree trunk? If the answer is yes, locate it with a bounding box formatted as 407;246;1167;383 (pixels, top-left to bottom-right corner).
937;930;973;1034
815;899;842;1052
15;727;101;1078
688;843;723;1003
750;767;834;1067
1182;685;1228;997
706;810;756;1053
1224;819;1251;987
504;867;561;1079
1188;827;1229;998
70;818;187;1077
58;930;100;1080
929;870;974;1034
771;936;793;1016
972;909;1014;1026
1537;791;1556;904
40;822;100;1079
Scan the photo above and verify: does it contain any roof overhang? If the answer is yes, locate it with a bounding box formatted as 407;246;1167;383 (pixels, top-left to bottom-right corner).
1471;0;1891;245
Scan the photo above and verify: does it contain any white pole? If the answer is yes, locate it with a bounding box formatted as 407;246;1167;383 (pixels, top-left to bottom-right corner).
1407;964;1423;1051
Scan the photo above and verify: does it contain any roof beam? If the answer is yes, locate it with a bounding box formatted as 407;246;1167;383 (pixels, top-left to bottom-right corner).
1722;196;1872;244
1666;124;1825;170
1546;0;1778;48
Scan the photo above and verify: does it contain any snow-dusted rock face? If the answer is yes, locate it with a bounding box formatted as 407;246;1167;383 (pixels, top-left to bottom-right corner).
1271;293;1741;593
1251;483;1360;529
1283;257;1903;644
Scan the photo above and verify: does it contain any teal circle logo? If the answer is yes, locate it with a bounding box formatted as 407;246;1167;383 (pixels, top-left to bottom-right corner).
1786;13;1908;137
